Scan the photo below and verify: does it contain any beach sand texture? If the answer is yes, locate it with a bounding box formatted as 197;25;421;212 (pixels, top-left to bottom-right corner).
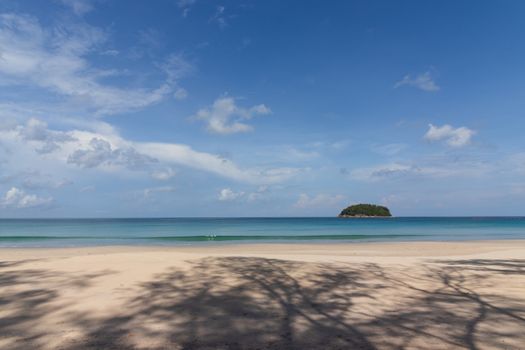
1;241;524;349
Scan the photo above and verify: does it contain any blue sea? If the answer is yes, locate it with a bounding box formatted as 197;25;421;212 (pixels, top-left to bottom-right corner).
1;217;525;247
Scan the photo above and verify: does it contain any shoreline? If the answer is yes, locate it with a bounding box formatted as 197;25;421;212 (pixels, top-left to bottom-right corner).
2;239;525;259
1;237;525;248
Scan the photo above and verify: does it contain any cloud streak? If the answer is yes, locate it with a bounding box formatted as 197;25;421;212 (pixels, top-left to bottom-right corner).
350;158;491;182
59;0;94;16
0;119;301;185
210;5;227;28
395;71;439;92
294;193;345;209
0;14;191;116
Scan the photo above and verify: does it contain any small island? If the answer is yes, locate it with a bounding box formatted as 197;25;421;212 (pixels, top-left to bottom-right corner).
338;203;392;218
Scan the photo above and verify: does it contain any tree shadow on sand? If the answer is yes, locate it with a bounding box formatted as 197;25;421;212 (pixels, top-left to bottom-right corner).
56;257;525;350
0;259;115;350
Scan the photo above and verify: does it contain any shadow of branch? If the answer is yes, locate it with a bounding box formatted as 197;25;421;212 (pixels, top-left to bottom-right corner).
2;257;524;349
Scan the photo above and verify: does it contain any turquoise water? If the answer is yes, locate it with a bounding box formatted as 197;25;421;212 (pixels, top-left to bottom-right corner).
0;217;524;247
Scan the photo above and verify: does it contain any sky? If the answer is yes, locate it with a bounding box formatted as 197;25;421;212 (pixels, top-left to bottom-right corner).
0;0;525;217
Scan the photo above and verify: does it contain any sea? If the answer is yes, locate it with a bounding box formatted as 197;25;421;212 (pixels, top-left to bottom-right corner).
1;217;525;248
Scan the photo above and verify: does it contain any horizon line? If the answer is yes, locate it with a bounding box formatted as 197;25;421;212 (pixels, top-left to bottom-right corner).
1;216;525;220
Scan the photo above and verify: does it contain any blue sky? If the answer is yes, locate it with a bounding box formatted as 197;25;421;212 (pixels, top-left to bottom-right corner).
0;0;524;217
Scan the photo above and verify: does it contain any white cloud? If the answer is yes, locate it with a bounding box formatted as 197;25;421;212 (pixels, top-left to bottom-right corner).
13;170;72;190
258;145;320;163
0;119;300;184
283;147;320;161
0;170;71;190
217;186;271;202
253;167;303;183
424;124;475;147
192;97;271;134
19;118;76;154
100;49;119;56
67;138;157;169
218;188;244;201
161;54;194;83
137;28;162;49
351;163;413;181
178;0;197;17
0;14;191;116
294;193;345;209
151;168;177;181
0;187;53;209
395;71;439;92
174;87;188;100
79;185;95;192
59;0;93;16
372;143;407;156
143;186;176;198
331;139;351;150
247;186;269;202
210;5;227;28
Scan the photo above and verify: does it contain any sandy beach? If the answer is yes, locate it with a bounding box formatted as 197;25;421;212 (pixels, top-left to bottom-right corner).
1;240;524;349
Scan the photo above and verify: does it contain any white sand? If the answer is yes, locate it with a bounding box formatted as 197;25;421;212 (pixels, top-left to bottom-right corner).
1;240;524;349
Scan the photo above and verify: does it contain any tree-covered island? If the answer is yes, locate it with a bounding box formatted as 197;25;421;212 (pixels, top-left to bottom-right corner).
338;204;392;217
